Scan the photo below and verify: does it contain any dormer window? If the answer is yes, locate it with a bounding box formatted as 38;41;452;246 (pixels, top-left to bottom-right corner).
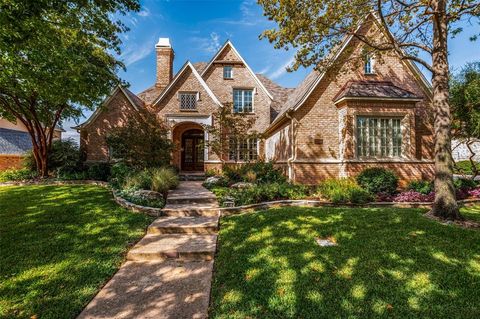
179;92;198;111
364;55;375;74
223;65;233;79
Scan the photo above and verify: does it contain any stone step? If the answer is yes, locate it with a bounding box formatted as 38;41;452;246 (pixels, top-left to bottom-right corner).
148;216;219;234
166;195;217;205
162;206;220;217
127;234;217;262
179;174;206;181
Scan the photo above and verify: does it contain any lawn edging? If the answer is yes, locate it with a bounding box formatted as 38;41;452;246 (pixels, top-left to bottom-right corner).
218;198;480;216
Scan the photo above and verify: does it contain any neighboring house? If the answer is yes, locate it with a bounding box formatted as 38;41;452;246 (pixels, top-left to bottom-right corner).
0;118;63;170
74;16;435;184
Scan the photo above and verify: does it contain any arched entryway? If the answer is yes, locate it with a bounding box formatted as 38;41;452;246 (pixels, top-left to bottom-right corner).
181;129;205;171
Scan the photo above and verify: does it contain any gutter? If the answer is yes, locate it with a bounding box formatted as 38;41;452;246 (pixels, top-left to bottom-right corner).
285;111;298;182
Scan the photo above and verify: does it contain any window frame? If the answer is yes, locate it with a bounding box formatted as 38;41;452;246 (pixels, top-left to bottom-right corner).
223;65;233;79
178;91;199;111
355;115;403;159
232;88;254;113
364;55;375;75
228;137;258;161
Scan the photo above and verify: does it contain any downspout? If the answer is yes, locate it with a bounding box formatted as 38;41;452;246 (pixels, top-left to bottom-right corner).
285;111;298;182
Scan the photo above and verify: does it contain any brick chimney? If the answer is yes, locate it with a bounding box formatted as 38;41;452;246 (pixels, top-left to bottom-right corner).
155;38;174;89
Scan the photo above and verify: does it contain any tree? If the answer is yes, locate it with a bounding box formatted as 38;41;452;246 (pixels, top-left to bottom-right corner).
450;62;480;178
0;0;140;177
204;103;260;163
258;0;480;220
106;110;173;168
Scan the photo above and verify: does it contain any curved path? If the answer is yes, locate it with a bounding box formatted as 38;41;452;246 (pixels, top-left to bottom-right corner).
78;181;219;319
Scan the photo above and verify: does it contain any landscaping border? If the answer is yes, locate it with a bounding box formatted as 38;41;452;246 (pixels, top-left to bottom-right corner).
1;180;479;217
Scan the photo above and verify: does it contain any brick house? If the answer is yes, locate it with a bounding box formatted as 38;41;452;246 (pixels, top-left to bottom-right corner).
74;17;435;184
0;118;63;170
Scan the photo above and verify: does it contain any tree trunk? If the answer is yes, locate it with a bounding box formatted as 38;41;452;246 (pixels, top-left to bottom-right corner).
431;0;461;219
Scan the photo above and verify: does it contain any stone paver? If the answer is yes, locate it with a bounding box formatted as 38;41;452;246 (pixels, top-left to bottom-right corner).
78;181;218;319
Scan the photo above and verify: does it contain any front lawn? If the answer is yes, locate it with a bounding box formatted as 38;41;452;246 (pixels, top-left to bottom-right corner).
210;206;480;318
0;185;154;319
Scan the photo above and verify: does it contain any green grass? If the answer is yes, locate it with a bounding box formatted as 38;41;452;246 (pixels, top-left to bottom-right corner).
210;206;480;319
0;185;154;319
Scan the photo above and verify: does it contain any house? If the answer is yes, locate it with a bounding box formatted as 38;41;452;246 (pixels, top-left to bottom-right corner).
74;17;435;184
0;118;63;170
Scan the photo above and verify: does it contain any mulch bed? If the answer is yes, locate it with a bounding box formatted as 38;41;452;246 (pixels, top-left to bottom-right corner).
425;210;480;229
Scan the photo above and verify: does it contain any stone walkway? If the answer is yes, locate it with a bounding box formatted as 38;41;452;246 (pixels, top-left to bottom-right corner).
78;181;219;319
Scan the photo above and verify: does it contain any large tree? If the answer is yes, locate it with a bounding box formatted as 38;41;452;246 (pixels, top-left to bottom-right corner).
258;0;480;219
0;0;139;177
450;62;480;178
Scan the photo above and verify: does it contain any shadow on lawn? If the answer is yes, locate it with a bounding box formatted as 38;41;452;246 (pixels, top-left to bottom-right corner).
210;207;480;319
0;185;153;319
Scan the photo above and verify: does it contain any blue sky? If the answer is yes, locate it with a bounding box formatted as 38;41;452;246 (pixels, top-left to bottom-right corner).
64;0;480;140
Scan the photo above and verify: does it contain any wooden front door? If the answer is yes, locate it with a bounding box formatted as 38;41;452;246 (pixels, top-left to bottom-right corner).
181;129;205;171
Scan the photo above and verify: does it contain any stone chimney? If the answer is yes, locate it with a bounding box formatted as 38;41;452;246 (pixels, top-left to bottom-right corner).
155;38;174;89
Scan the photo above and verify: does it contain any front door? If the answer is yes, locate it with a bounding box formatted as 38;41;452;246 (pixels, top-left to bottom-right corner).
181;129;205;171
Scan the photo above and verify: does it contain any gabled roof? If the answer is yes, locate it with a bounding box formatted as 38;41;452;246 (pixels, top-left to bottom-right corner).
333;81;421;103
152;61;222;107
256;74;294;121
0;128;32;155
268;13;433;129
201;40;274;100
72;85;144;130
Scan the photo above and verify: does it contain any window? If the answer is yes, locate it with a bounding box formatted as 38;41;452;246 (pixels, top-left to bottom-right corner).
233;89;253;113
356;117;402;157
223;65;233;79
364;55;374;74
229;137;258;161
179;92;197;110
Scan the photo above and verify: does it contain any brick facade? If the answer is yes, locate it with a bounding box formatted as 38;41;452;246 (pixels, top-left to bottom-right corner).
0;155;24;170
77;20;435;184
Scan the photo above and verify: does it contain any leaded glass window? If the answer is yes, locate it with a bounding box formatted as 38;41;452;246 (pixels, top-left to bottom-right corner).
233;89;253;113
356;117;402;157
228;137;258;161
179;92;197;110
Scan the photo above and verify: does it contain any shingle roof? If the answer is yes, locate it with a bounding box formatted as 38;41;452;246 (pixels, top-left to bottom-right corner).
123;87;145;109
192;62;208;74
273;70;322;122
333;81;421;102
0;128;32;155
256;74;295;122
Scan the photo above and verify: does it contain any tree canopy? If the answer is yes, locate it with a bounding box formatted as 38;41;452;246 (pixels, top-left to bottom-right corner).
0;0;139;176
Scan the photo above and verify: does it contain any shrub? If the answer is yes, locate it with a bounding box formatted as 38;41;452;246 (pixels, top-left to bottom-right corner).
24;138;81;175
356;167;399;195
124;169;152;191
151;167;179;194
117;189;165;208
318;178;373;204
109;162;132;188
57;170;89;180
223;161;286;185
454;178;478;191
407;180;433;195
245;170;257;183
468;188;480;198
393;190;435;202
86;162;111;181
0;168;36;182
454;160;480;175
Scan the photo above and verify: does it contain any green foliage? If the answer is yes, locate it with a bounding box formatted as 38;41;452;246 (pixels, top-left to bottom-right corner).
317;178;373;204
223;162;286;184
86;162;111;181
150;167;179;194
124;169;152;191
0;0;140;176
454;178;479;191
407;180;433;195
455;160;480;175
106;114;173;168
0;168;36;182
217;182;313;206
0;185;153;318
109;162;131;188
356;167;399;195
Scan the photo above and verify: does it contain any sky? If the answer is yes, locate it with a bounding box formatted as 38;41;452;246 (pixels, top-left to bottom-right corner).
63;0;480;141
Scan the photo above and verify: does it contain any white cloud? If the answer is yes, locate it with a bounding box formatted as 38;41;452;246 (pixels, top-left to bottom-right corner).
121;36;156;66
191;32;222;54
258;65;271;74
269;56;295;80
215;0;267;27
137;7;150;17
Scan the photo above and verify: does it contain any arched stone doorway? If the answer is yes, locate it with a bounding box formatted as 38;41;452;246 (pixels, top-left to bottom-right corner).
181;129;204;171
171;122;206;172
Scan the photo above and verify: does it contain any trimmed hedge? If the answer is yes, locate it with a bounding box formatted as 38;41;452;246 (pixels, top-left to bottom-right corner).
356;167;399;195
